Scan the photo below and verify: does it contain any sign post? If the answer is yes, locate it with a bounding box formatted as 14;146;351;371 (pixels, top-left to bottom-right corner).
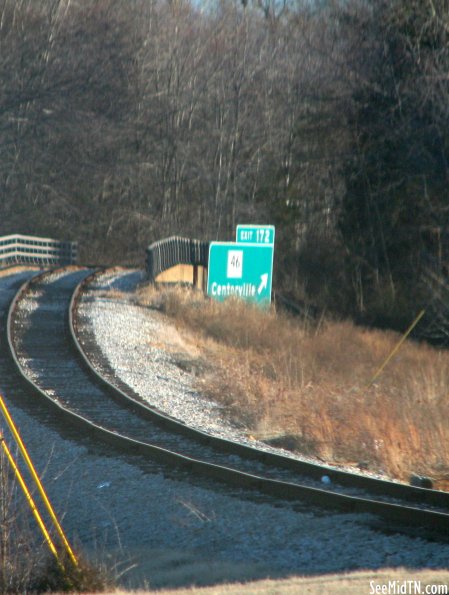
207;225;275;306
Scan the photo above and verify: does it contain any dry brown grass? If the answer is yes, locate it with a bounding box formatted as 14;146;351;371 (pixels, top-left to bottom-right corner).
104;568;449;594
0;448;112;593
137;285;449;490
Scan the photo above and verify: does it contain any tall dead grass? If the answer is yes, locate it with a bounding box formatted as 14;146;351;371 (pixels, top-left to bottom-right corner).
138;285;449;489
0;448;43;592
0;448;112;593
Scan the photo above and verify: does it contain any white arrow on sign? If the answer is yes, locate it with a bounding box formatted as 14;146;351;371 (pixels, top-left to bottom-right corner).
258;273;268;295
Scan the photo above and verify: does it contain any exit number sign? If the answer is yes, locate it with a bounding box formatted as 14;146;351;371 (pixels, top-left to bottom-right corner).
236;225;275;246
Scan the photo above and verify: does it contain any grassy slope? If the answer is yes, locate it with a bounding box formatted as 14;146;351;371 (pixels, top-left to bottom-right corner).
137;285;449;490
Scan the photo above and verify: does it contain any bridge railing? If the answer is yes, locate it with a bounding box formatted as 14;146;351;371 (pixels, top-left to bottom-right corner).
0;234;77;267
146;236;209;285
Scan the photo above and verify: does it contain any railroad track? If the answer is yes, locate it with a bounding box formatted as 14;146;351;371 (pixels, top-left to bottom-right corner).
6;266;449;538
0;268;60;420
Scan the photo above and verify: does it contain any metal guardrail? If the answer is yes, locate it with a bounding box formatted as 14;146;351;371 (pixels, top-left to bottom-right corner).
0;234;77;267
146;236;209;282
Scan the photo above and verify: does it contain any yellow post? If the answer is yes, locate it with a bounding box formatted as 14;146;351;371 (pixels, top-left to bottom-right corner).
0;433;62;567
369;309;426;386
0;394;78;567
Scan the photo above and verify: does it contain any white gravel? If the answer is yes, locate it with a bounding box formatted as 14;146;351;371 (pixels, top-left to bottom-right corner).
81;299;249;442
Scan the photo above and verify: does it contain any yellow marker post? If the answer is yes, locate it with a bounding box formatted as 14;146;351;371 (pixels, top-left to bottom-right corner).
369;309;426;386
0;393;78;567
0;433;62;567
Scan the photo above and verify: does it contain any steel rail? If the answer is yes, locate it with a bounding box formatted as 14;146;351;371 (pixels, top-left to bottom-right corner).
6;267;449;537
70;268;449;510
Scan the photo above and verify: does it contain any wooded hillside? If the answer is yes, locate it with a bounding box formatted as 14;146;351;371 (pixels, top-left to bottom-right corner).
0;0;447;334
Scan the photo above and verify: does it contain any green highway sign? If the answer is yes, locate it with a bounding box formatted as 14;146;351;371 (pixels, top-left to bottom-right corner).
207;241;274;305
236;224;275;246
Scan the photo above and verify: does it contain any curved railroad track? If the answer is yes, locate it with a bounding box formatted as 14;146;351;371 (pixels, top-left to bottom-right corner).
6;266;449;538
0;268;55;419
